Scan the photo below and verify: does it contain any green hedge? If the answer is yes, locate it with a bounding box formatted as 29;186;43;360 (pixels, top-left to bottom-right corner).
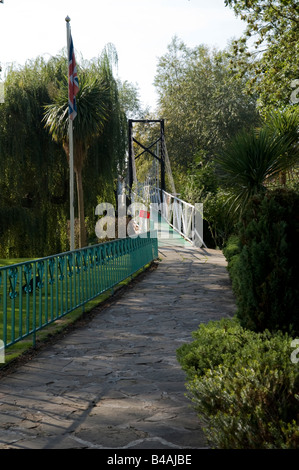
177;319;299;449
224;189;299;336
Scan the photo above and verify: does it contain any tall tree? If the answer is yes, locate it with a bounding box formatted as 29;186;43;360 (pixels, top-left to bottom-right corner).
117;79;145;120
0;58;68;257
225;0;299;112
44;73;109;248
44;45;127;248
0;50;127;257
154;37;259;174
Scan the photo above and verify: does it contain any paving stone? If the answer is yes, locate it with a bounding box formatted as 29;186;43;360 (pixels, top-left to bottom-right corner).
0;238;236;449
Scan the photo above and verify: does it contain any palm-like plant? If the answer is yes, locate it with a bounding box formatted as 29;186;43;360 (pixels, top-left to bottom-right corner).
216;108;299;215
263;107;299;185
44;72;110;248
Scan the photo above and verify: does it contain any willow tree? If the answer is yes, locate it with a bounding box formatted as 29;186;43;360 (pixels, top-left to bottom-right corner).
0;57;68;257
44;45;127;248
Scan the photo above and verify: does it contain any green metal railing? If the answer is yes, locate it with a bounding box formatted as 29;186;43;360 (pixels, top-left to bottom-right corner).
0;232;158;350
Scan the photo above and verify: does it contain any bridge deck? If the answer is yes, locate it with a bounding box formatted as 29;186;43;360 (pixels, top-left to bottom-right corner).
0;233;236;449
154;213;192;248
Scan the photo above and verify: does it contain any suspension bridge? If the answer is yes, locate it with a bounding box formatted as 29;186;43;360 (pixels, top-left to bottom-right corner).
0;120;236;449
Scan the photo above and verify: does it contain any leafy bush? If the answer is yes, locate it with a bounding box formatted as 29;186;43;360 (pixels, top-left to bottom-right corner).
215;108;299;216
202;190;236;249
177;319;299;449
177;161;237;248
223;234;241;263
178;159;219;204
226;189;299;336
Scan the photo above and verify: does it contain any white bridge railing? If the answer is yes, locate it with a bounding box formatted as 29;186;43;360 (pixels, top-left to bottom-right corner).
134;186;206;248
160;190;206;248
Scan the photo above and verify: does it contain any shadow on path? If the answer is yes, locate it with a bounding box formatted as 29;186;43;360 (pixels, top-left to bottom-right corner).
0;231;236;449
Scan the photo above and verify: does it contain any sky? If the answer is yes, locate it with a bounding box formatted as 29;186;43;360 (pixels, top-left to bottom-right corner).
0;0;246;110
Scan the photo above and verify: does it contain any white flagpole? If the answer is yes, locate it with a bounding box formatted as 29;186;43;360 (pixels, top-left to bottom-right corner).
66;16;75;251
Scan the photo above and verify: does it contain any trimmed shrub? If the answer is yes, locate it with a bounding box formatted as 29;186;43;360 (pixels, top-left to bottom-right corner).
222;234;241;262
177;319;299;449
202;190;236;249
225;189;299;336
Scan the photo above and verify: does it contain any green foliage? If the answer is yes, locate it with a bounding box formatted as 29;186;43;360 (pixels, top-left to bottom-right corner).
153;36;260;248
202;190;237;249
216;108;299;215
223;234;241;262
0;48;128;257
117;79;145;120
178;158;218;204
177;319;299;448
0;57;69;257
154;37;259;170
43;47;127;248
175;160;236;248
177;318;250;381
225;0;299;112
263;106;299;163
226;189;299;336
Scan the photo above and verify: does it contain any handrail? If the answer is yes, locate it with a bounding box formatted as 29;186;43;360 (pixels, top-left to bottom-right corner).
160;190;206;248
130;185;206;248
0;232;158;352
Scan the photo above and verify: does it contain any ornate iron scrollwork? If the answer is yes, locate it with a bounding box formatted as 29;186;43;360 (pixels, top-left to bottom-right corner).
48;258;55;285
8;267;18;299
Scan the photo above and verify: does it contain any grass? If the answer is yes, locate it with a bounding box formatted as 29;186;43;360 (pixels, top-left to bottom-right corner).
0;258;36;267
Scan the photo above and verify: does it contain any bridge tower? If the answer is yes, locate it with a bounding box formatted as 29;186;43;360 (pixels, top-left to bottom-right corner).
128;119;166;195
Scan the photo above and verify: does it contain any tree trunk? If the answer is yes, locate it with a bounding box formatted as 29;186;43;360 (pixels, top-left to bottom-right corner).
75;168;87;248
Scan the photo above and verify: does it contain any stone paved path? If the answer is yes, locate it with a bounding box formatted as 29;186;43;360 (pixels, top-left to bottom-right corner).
0;231;236;449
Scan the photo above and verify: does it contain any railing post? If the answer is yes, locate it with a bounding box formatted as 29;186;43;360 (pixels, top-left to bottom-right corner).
0;235;158;353
128;119;133;196
160;120;166;192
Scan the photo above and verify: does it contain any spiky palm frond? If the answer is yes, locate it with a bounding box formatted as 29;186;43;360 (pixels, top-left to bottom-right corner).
216;123;298;215
43;72;110;149
43;72;111;248
263;107;299;162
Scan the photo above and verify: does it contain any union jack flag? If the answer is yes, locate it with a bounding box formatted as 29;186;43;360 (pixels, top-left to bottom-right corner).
139;210;150;219
68;34;79;120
